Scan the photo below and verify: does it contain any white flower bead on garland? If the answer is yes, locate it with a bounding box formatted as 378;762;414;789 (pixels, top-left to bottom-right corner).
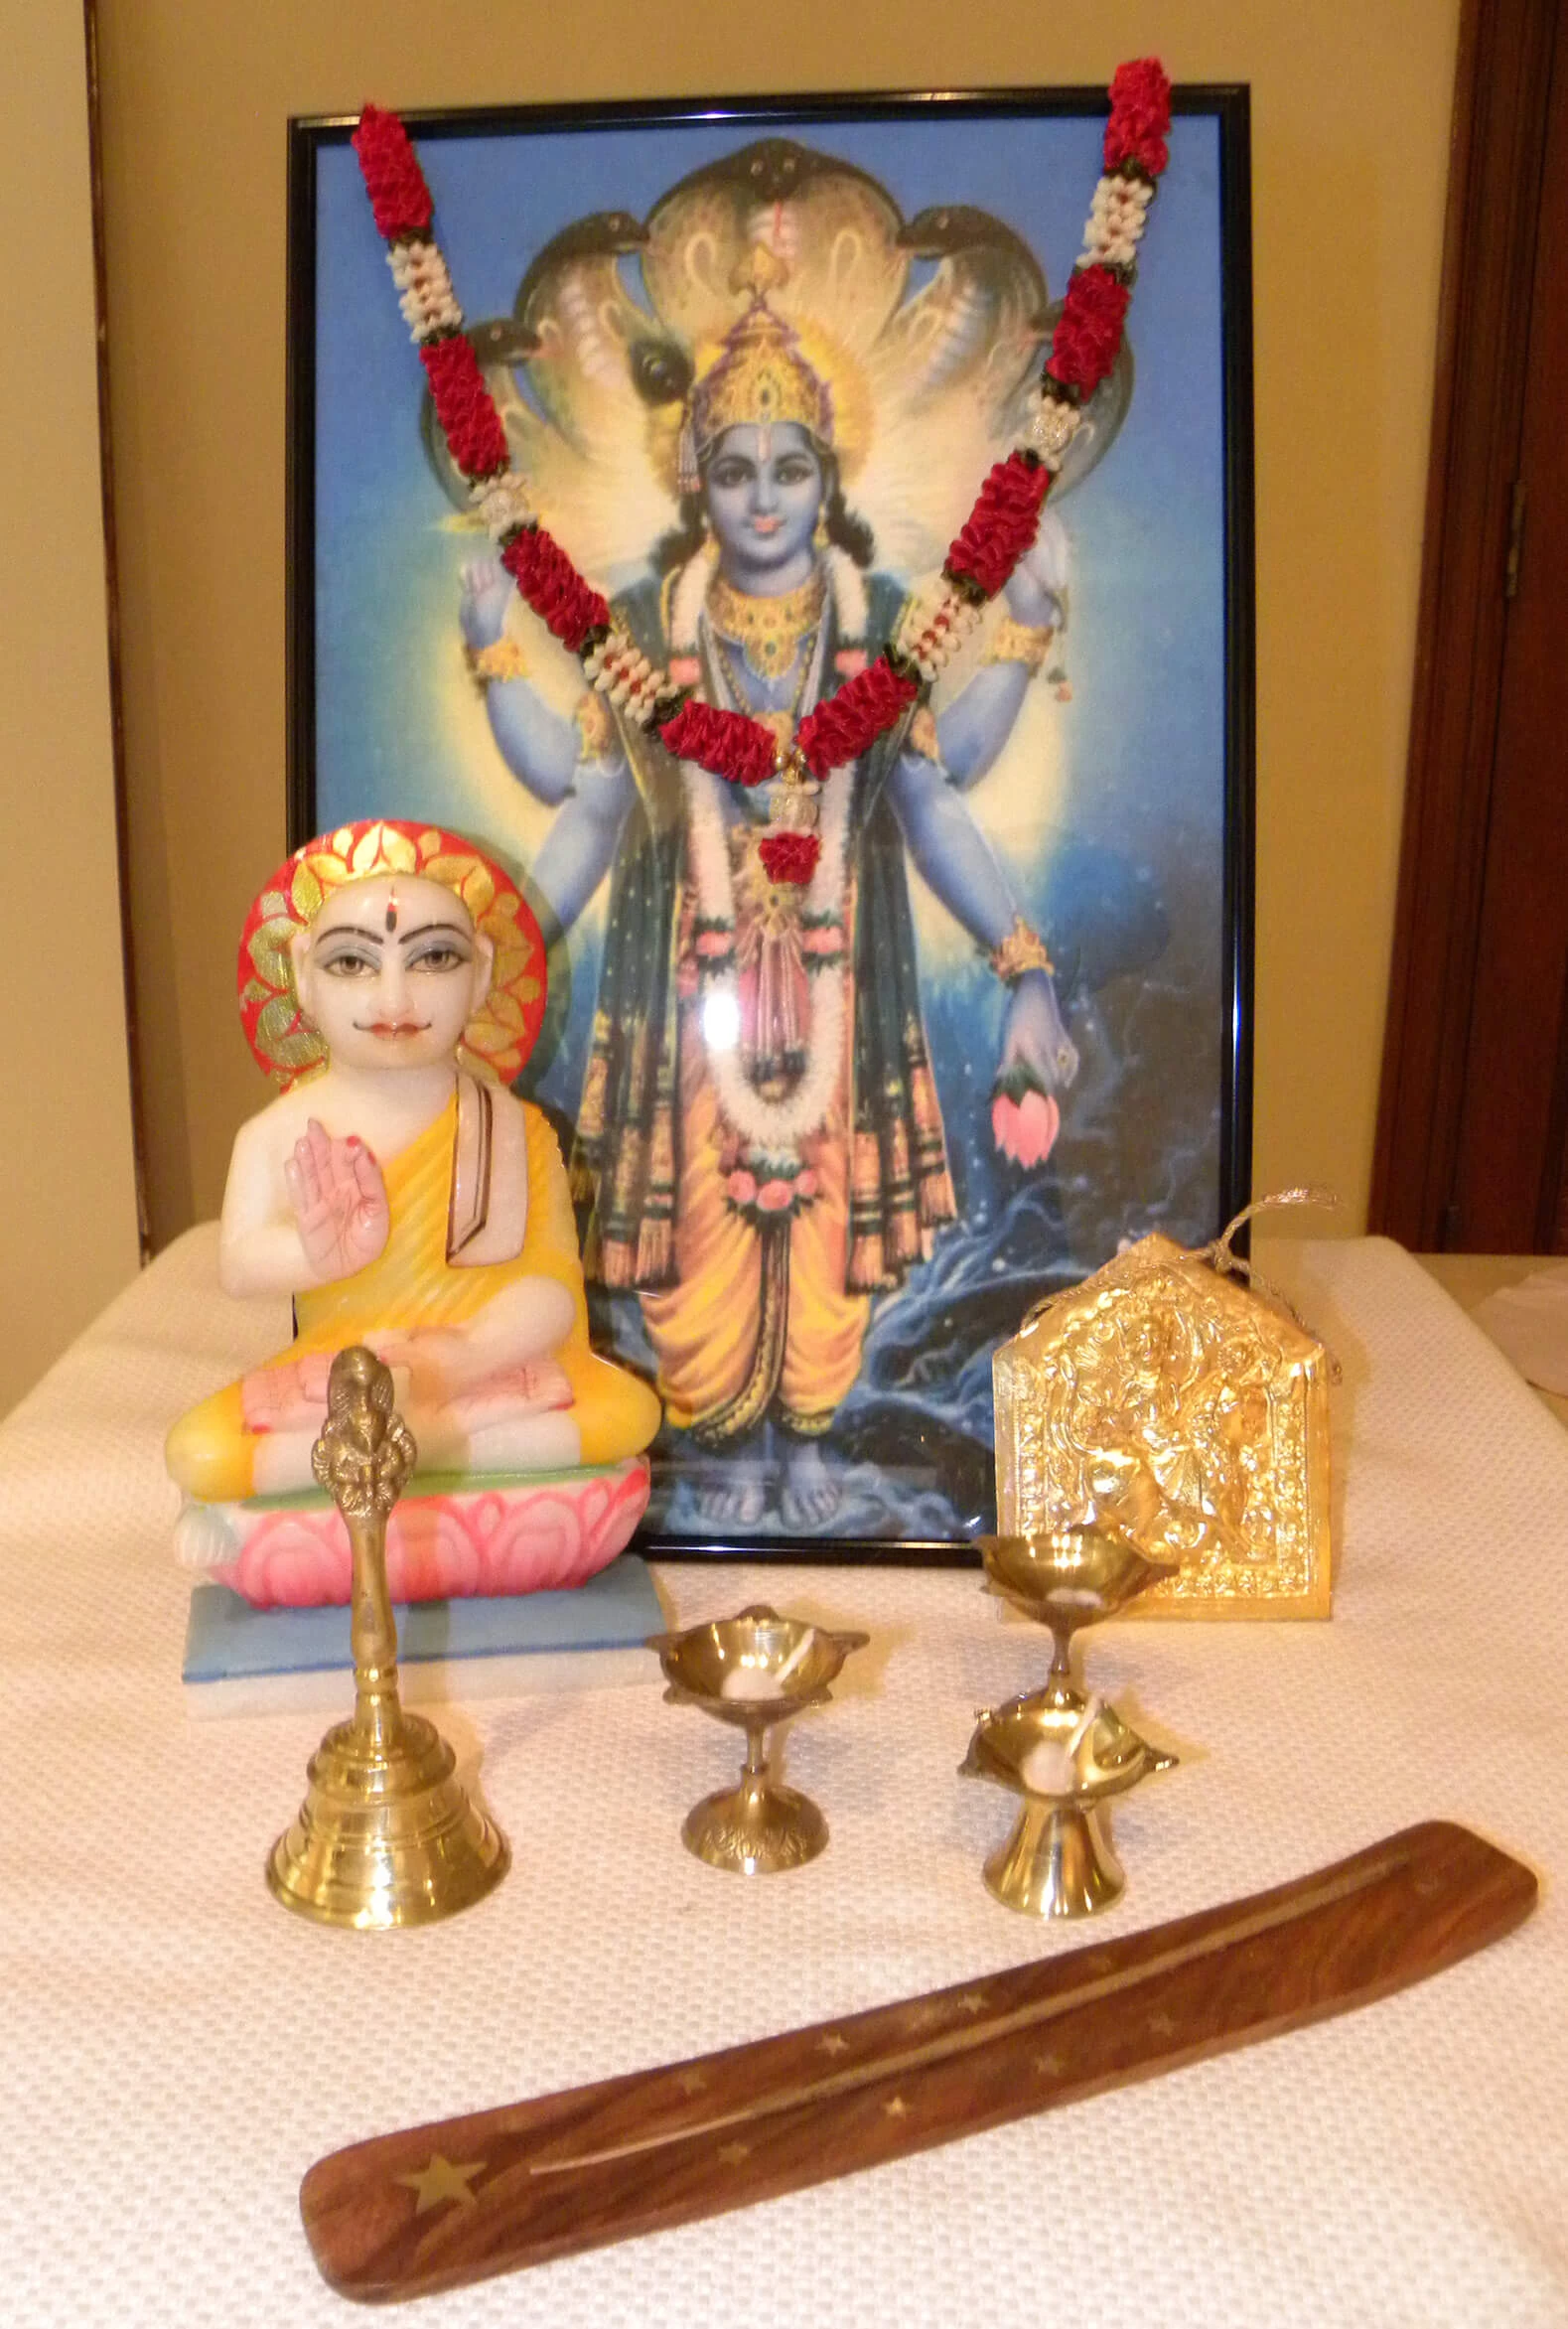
1015;390;1082;472
897;580;983;683
386;238;463;342
471;472;534;537
583;629;668;719
1078;173;1155;272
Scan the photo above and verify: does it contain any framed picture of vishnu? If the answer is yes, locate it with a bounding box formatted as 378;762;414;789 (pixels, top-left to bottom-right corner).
288;85;1254;1558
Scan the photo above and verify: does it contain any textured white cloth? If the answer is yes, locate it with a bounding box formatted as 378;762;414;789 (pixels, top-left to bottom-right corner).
0;1230;1564;2326
1475;1262;1568;1395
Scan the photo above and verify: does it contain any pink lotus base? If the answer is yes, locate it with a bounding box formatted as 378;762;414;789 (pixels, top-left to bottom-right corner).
196;1458;650;1609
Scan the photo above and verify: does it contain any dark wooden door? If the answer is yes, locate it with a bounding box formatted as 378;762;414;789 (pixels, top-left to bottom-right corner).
1447;22;1568;1249
1370;0;1568;1252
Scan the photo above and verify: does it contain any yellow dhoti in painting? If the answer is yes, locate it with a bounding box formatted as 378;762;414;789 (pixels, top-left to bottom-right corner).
641;999;870;1439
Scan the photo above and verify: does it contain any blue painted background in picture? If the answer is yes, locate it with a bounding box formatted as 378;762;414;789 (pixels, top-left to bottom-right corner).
299;93;1252;1552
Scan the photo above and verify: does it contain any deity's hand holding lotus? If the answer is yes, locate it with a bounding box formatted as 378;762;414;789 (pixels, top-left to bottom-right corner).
165;818;660;1606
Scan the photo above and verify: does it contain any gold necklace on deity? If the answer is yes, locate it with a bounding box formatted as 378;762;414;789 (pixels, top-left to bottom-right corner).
709;614;821;756
706;568;826;683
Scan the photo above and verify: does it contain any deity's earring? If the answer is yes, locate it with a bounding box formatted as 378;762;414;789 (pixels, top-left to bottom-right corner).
813;510;829;550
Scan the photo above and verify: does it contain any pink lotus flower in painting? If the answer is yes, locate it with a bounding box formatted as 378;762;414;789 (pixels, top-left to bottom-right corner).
992;1087;1061;1168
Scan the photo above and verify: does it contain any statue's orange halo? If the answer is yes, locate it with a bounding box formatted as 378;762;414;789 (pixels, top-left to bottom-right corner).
237;818;546;1090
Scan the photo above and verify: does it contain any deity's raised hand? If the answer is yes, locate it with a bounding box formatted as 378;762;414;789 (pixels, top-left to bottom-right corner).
284;1116;390;1282
1002;509;1069;629
459;557;513;652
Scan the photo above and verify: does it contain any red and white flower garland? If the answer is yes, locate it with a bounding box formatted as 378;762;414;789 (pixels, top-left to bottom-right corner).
352;60;1171;885
682;749;853;1172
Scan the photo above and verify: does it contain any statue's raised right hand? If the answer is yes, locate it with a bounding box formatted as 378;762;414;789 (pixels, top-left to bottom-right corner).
284;1117;390;1282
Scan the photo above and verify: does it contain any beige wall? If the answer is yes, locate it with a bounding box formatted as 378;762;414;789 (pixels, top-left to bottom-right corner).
0;0;141;1414
99;0;1461;1243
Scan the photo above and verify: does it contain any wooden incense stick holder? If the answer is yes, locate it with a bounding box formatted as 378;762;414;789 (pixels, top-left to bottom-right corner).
300;1820;1535;2302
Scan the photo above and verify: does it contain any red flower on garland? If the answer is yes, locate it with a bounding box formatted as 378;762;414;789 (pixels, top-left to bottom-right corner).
945;453;1053;599
796;654;919;779
758;830;822;886
500;524;612;655
660;699;778;787
419;335;509;481
1047;264;1132;398
352;104;433;240
1104;58;1172;179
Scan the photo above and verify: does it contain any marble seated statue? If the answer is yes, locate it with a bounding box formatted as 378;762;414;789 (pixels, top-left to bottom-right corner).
166;818;660;1606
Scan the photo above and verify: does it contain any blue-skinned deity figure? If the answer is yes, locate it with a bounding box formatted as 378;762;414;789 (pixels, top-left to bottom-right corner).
439;142;1147;1532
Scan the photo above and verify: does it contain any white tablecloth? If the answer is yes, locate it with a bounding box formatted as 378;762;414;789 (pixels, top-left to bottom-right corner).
0;1232;1564;2326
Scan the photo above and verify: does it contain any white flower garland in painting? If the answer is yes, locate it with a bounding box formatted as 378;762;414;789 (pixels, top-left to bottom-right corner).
681;755;852;1159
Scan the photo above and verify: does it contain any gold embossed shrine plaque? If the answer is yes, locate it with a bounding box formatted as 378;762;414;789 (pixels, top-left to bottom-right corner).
993;1235;1332;1618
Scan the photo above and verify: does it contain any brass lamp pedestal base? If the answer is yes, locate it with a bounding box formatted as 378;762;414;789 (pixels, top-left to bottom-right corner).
682;1772;828;1876
267;1710;509;1931
982;1800;1125;1919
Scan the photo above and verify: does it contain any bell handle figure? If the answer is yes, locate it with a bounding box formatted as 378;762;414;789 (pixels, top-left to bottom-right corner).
311;1345;417;1758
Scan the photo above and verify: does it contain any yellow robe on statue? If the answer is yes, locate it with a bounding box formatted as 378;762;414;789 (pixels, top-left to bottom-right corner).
166;1094;659;1502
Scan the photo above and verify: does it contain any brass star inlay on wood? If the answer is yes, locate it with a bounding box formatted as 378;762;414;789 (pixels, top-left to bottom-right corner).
717;2141;752;2166
394;2153;486;2215
882;2095;910;2118
1033;2052;1064;2077
676;2068;708;2096
1147;2012;1177;2038
817;2032;850;2056
956;1992;988;2015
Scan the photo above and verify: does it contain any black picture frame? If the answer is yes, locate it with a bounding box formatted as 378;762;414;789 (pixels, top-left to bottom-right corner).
286;84;1254;1564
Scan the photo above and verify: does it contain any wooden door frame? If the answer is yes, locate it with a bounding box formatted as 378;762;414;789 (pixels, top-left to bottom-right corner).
1369;0;1562;1248
83;0;151;1257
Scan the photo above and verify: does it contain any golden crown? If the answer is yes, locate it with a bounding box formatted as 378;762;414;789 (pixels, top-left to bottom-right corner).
677;247;834;494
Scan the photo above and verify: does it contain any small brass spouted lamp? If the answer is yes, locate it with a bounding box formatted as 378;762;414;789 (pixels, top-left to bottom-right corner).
649;1605;867;1874
266;1347;509;1928
963;1527;1179;1918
